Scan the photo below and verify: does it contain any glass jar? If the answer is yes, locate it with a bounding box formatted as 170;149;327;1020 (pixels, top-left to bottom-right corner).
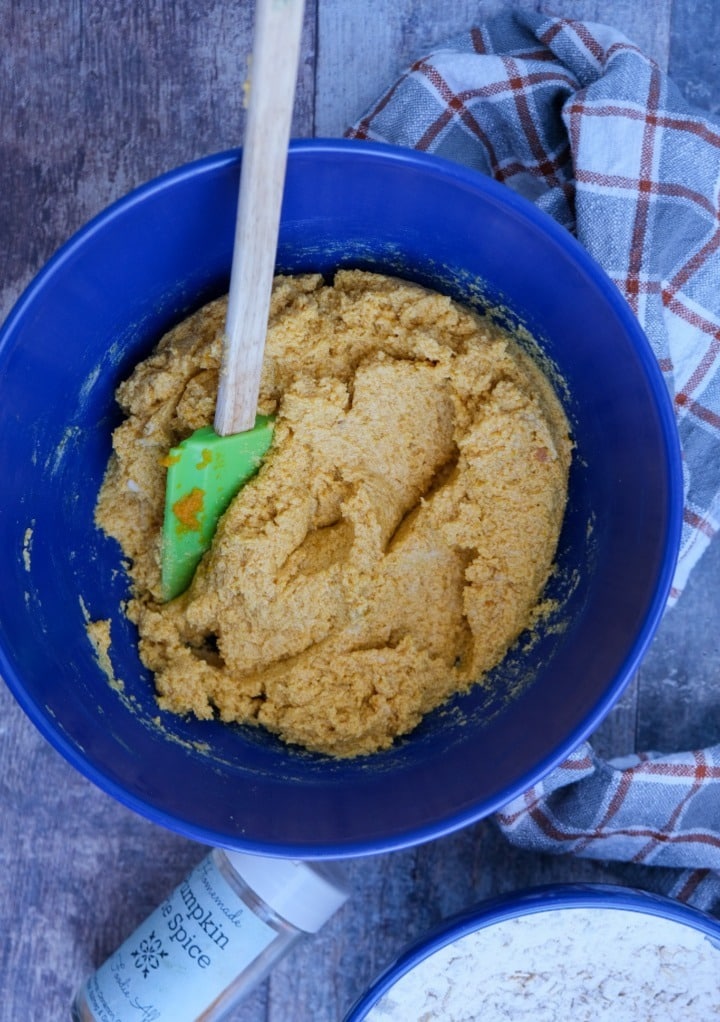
71;848;349;1022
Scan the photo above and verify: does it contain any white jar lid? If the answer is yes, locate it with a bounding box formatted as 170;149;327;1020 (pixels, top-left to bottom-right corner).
224;850;349;932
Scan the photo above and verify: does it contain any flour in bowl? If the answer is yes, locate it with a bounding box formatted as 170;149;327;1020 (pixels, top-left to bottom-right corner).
364;905;720;1020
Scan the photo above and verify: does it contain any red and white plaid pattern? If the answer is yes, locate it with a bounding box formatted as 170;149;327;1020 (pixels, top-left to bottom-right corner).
347;12;720;913
347;10;720;605
497;741;720;915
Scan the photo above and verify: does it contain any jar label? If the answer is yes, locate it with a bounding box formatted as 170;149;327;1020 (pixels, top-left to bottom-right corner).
80;853;277;1021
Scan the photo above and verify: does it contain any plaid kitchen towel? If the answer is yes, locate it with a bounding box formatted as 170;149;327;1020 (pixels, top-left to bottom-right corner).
348;11;720;913
496;742;720;915
347;10;720;605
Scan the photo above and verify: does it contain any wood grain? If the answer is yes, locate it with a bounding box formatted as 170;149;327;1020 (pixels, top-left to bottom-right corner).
2;2;719;1020
215;0;306;435
668;0;720;115
637;531;720;753
0;0;317;318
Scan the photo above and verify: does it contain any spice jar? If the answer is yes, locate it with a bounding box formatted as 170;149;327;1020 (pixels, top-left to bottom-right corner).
71;848;349;1022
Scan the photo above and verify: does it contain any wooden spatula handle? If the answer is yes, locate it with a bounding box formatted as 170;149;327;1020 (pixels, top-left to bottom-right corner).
214;0;306;436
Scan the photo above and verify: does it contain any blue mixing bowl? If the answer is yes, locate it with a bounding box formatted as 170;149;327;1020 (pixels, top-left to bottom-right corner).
0;140;681;857
345;884;720;1019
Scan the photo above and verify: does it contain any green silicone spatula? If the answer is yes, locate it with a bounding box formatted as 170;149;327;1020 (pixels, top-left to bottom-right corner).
161;0;306;602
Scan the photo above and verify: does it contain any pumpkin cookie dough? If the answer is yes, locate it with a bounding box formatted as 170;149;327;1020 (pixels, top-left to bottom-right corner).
96;271;571;757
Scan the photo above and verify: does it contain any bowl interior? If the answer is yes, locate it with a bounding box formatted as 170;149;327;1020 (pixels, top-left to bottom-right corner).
344;884;720;1020
0;141;681;856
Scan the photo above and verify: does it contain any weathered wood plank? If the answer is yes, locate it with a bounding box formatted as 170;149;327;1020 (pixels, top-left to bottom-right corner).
668;0;720;116
636;528;720;753
315;0;489;137
641;0;720;753
0;0;317;319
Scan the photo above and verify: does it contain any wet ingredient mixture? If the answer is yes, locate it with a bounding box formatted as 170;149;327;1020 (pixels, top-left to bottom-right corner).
96;271;571;757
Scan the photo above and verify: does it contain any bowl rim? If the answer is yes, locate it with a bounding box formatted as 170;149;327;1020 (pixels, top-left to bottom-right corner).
344;882;720;1019
0;139;684;857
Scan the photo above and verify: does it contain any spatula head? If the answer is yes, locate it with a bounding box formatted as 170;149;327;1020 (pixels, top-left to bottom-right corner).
161;416;274;601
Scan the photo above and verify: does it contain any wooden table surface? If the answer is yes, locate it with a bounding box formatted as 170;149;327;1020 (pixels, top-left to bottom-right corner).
2;1;719;1018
